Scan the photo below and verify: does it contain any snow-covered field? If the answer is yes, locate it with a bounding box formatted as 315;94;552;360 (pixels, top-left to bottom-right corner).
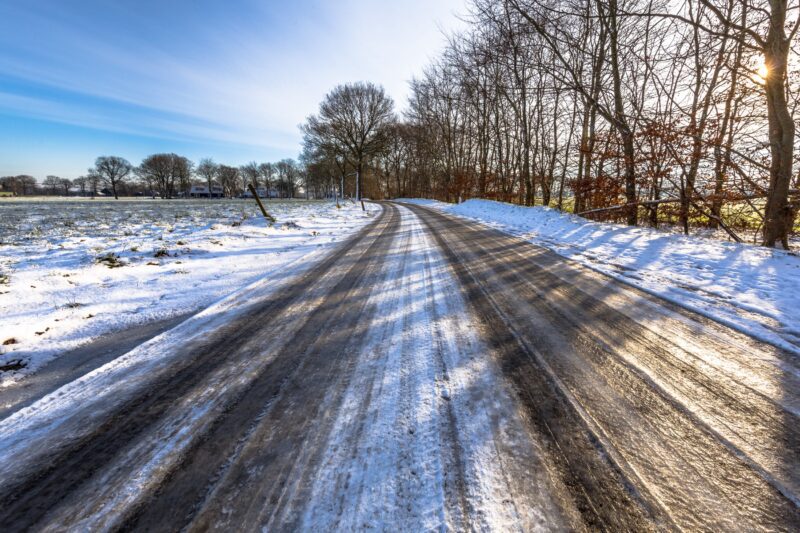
399;198;800;355
0;198;379;384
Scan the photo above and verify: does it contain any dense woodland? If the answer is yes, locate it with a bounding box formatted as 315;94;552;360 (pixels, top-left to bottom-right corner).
301;0;800;248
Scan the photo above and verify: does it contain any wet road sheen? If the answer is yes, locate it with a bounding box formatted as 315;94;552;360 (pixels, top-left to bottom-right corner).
0;201;797;531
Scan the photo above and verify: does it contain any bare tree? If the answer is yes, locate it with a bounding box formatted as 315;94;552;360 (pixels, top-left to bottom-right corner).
330;0;798;247
138;154;175;199
91;156;132;199
1;175;37;196
302;82;396;204
197;158;218;198
240;162;261;191
217;165;240;197
173;156;194;197
73;176;88;196
138;153;191;199
43;175;61;195
259;163;275;197
59;177;72;196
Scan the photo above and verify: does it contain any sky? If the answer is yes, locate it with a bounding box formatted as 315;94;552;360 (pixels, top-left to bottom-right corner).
0;0;467;179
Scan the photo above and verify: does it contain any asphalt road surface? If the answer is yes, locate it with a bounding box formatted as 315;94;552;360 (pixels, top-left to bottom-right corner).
0;202;798;531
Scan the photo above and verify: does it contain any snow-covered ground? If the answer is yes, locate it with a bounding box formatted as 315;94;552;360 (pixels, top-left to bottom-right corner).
398;198;800;355
300;204;569;530
0;203;570;530
0;198;379;385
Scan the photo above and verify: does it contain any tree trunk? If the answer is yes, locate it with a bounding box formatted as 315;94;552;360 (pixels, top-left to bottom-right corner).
606;0;637;225
762;1;796;247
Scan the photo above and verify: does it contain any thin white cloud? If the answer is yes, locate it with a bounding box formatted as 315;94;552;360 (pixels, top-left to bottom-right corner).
0;0;467;178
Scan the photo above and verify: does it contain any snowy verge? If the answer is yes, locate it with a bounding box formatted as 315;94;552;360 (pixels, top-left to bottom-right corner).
397;198;800;355
0;235;344;485
0;199;380;385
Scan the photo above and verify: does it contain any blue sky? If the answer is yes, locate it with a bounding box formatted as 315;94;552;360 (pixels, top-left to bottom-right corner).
0;0;466;179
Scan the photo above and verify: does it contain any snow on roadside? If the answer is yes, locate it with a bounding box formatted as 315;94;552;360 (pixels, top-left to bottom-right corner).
0;198;379;385
398;198;800;355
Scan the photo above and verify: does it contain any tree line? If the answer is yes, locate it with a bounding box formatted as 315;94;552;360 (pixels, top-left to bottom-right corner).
301;0;800;248
0;155;311;200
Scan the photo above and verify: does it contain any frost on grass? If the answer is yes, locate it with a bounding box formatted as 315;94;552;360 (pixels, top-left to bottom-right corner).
0;198;379;384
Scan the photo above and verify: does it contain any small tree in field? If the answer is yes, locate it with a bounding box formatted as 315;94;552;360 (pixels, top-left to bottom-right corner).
217;165;240;197
59;178;72;196
259;163;274;196
73;176;88;196
197;158;218;198
240;162;261;190
43;175;61;195
91;156;132;199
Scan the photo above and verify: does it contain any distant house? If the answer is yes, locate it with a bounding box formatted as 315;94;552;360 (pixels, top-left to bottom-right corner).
189;184;224;198
68;186;91;197
243;186;269;198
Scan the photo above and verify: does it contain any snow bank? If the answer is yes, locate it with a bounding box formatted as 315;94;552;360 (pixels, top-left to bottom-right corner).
399;198;800;355
0;199;379;384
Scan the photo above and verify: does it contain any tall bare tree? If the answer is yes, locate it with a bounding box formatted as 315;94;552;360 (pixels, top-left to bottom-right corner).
302;82;396;204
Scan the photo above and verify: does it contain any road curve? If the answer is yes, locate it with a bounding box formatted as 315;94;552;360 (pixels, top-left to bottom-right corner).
0;201;797;531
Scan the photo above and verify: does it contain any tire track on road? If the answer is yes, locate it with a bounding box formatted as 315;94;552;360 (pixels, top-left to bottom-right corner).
407;201;800;531
0;205;392;532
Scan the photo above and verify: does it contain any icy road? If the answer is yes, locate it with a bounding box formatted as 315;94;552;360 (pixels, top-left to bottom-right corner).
0;202;798;531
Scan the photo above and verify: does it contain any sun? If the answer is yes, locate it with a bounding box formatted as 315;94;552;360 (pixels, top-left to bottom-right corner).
758;61;769;80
